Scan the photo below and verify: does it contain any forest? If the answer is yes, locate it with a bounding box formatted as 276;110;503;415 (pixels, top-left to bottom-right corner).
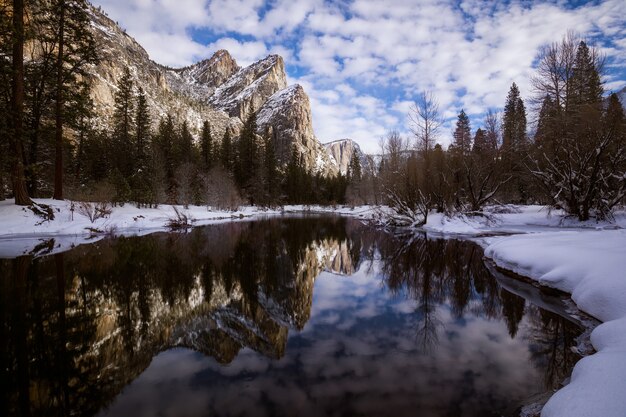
1;0;625;223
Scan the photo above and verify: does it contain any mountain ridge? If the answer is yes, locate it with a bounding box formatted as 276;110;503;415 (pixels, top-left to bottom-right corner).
85;4;338;176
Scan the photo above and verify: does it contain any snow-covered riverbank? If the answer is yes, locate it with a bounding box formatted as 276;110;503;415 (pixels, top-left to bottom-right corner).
420;205;626;417
0;199;375;258
2;200;625;416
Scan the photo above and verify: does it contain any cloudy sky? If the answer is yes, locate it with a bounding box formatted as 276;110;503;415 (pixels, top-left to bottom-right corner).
92;0;626;153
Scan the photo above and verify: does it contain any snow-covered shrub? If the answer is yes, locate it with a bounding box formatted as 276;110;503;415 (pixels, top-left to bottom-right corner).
77;201;111;223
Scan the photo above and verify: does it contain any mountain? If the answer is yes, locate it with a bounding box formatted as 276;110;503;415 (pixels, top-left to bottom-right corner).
324;139;368;175
86;5;337;176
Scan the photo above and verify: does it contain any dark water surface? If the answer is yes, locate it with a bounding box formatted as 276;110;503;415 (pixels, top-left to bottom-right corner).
0;216;581;417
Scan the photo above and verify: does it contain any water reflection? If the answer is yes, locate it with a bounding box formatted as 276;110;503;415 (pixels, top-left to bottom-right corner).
0;217;580;417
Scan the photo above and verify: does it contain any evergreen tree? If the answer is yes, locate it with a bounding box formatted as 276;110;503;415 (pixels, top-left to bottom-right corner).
502;82;527;151
8;0;32;205
235;110;260;200
23;0;58;197
112;67;135;178
52;0;98;199
263;132;279;205
135;87;150;166
200;121;214;171
529;35;623;220
571;41;603;108
220;128;233;172
348;151;362;182
534;95;556;146
452;110;472;154
176;120;195;167
153;116;176;201
501;83;528;202
133;87;151;206
285;146;306;204
471;128;487;154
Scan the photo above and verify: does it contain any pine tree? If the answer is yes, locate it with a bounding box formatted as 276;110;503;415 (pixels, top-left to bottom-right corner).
472;128;487;154
220;128;233;172
502;82;527;152
200;121;213;171
534;95;556;146
133;87;151;206
501;83;528;202
177;120;194;165
571;41;603;108
235;110;260;197
529;35;622;220
452;110;472;154
263;132;279;205
52;0;98;199
8;0;32;205
348;151;361;182
135;87;150;166
153;115;176;201
112;67;135;178
285;146;304;204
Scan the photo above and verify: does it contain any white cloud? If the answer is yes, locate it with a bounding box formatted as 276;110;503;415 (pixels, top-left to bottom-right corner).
93;0;626;151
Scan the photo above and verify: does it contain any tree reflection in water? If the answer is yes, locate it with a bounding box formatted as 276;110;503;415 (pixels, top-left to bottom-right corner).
0;216;581;417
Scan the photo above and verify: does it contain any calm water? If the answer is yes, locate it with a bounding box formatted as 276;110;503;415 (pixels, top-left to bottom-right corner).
0;216;580;417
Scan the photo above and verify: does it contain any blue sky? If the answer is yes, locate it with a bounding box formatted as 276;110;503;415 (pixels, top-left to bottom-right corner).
93;0;626;153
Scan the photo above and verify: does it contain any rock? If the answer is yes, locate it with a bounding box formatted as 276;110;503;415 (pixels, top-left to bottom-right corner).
323;139;366;175
209;55;288;120
86;5;232;139
257;85;338;176
85;4;339;176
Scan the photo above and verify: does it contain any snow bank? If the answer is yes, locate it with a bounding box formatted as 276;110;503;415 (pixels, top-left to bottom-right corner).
485;230;626;417
422;205;626;235
0;199;376;258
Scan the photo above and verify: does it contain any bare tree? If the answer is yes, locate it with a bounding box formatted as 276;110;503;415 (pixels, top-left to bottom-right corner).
409;91;441;153
530;31;578;112
201;166;242;211
483;110;501;151
529;34;622;220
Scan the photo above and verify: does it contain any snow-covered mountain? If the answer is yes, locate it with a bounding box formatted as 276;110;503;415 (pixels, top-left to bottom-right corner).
86;5;337;176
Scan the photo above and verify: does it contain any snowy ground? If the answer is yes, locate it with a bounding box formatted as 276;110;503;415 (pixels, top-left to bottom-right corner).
420;205;626;417
1;200;625;416
0;199;375;258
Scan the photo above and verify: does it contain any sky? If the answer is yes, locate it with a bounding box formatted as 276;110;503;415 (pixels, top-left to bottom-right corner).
91;0;626;154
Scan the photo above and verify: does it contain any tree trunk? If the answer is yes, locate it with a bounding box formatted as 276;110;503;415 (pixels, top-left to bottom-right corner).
10;0;32;205
53;0;66;200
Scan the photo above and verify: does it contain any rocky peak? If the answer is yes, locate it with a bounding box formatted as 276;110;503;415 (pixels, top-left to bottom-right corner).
84;4;340;177
257;85;338;176
175;49;240;90
209;54;287;120
324;139;364;175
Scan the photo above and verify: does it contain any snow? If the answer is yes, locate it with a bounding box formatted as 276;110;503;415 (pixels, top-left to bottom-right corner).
0;199;376;258
4;198;626;416
483;230;626;417
256;84;301;126
409;204;626;416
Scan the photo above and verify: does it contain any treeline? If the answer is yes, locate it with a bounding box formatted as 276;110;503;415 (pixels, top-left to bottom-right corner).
379;35;625;223
0;0;348;208
0;0;96;205
75;68;348;208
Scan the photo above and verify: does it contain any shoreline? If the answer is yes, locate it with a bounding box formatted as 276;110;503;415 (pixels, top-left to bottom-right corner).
2;200;626;416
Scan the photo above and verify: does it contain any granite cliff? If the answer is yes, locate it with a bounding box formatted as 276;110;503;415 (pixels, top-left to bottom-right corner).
86;5;338;176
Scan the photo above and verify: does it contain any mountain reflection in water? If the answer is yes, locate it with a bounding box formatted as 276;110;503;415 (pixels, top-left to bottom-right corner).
0;216;580;417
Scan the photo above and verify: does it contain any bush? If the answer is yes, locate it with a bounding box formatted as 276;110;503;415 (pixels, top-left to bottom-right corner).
77;201;112;223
